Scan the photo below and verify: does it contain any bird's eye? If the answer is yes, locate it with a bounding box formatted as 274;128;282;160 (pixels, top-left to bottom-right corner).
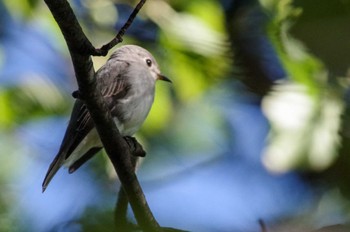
146;59;152;67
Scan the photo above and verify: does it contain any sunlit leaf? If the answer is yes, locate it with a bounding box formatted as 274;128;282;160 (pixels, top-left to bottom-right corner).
262;82;344;172
0;90;14;127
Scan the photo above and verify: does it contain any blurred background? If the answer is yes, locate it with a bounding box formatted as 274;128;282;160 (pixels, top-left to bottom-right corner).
1;0;350;231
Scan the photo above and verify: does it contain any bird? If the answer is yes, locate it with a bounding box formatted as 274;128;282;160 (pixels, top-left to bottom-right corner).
42;45;171;192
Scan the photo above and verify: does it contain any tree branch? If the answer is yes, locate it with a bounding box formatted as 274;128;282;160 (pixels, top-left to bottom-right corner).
94;0;147;56
44;0;160;231
115;155;139;231
258;219;268;232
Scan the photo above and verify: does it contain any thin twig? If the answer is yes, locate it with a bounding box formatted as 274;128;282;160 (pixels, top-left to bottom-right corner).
94;0;147;56
115;156;139;231
115;186;130;231
258;219;268;232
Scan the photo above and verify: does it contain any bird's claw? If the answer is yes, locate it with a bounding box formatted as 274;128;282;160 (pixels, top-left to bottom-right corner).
72;90;82;99
124;136;146;157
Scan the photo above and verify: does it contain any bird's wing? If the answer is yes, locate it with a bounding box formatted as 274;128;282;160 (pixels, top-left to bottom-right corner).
61;60;131;160
42;61;131;191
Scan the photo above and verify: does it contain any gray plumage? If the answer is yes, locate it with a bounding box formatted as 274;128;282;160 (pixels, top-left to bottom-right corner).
42;45;170;192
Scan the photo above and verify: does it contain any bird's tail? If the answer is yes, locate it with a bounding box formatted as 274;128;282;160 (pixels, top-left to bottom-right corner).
42;153;64;193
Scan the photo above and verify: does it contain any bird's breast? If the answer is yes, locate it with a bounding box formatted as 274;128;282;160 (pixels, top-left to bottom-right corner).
116;87;155;136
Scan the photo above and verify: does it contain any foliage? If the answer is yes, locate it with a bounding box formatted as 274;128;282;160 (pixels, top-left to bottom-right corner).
1;0;350;231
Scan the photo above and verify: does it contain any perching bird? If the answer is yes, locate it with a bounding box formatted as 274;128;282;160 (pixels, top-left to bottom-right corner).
42;45;171;192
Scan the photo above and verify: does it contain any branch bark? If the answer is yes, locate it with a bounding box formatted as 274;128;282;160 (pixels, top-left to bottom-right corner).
94;0;147;56
115;155;139;231
43;0;160;231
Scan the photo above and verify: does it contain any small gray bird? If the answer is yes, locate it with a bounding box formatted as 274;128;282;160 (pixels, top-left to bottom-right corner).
42;45;171;192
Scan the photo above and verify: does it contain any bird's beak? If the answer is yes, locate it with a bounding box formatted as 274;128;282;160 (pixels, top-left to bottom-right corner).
157;74;172;83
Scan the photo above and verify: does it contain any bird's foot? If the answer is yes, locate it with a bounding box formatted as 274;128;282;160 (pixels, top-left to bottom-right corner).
124;136;146;157
72;90;82;99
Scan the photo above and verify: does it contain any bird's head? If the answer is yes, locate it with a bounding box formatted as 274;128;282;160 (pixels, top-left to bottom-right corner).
111;45;171;83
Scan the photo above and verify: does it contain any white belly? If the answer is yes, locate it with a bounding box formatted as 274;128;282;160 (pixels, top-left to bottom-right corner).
64;128;101;167
117;91;154;136
64;91;154;167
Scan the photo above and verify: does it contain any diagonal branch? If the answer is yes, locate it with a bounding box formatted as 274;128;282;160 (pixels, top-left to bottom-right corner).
43;0;96;55
43;0;160;231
